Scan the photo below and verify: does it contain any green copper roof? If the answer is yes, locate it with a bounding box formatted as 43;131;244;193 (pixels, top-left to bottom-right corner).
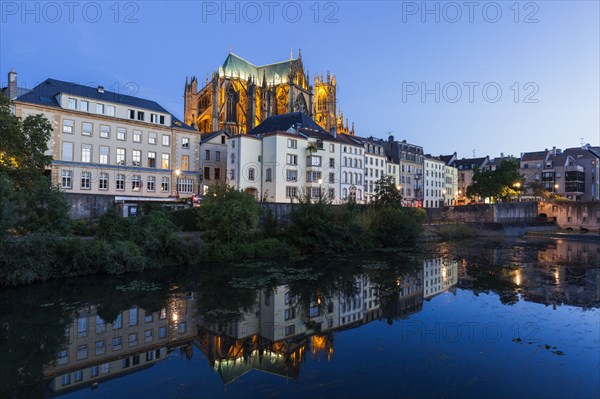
221;53;301;84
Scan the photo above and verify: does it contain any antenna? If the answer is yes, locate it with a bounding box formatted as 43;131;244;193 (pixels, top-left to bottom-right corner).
472;149;476;158
580;137;585;147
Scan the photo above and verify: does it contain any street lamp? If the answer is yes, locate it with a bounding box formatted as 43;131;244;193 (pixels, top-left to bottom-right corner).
513;182;521;202
175;169;181;199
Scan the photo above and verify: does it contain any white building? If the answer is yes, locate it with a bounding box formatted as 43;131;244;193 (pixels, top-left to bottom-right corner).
354;136;387;203
13;76;199;217
424;156;446;208
228;113;342;203
337;133;366;203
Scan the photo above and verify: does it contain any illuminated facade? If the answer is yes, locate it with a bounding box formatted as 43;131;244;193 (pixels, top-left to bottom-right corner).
183;51;354;135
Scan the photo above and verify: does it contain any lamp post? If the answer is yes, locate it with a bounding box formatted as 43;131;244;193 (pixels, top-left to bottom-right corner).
513;182;521;202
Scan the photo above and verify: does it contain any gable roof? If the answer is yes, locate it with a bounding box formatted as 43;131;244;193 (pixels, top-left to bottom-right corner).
222;52;302;84
16;78;196;131
248;112;325;136
452;157;489;170
201;130;230;143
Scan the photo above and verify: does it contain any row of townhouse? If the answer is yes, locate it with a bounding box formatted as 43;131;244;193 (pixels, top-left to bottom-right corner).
520;146;599;201
6;71;201;217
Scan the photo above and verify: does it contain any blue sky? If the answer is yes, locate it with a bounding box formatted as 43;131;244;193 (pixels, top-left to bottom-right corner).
1;1;598;158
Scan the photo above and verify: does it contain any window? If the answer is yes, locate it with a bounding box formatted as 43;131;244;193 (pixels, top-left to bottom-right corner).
161;177;169;192
63;119;74;133
100;125;110;138
215;151;221;161
131;175;141;191
265;167;273;182
149;132;157;145
112;336;122;350
62;142;73;161
80;100;89;112
144;314;153;323
329;172;335;183
221;135;226;144
117;127;126;140
82;122;92;136
74;371;83;383
329;158;335;168
132;150;141;167
99;173;108;190
81;172;91;190
286;186;298;198
287;139;297;149
144;329;153;343
147;176;155;192
61;374;71;386
178;322;186;334
162;135;170;146
285;325;295;336
129;109;135;119
81;144;91;163
137;111;145;121
159;115;165;124
204;167;210;180
306;171;322;183
181;155;189;171
77;316;88;337
248;168;256;181
177;178;194;193
286;169;298;182
286;154;297;165
112;314;122;329
158;326;167;339
307;187;322;198
95;341;106;355
130;308;138;325
116;174;125;190
133;129;142;142
147;152;156;168
215;168;221;180
76;345;88;360
161;153;170;169
285;307;296;320
68;98;77;109
96;103;104;114
106;105;115;116
99;146;109;164
128;333;138;347
205;150;210;160
182;137;189;148
100;363;110;374
330;143;335;152
151;113;158;123
116;148;126;165
307;155;321;167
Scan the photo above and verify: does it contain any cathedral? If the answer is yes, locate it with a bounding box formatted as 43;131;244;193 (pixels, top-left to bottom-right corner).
183;50;355;135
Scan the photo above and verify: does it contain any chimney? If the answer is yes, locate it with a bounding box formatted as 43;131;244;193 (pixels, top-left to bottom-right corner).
329;126;337;138
552;146;556;155
7;68;17;100
97;85;104;93
500;152;504;158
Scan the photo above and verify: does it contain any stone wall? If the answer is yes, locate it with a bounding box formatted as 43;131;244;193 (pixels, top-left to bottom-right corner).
65;193;115;219
440;202;537;224
538;202;599;231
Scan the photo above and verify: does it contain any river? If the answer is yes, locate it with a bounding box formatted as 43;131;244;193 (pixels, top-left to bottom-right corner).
1;237;599;398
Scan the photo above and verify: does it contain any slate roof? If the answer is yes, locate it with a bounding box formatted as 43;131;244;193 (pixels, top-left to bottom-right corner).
438;153;457;165
16;78;196;131
452;157;488;170
248;112;325;136
521;151;548;162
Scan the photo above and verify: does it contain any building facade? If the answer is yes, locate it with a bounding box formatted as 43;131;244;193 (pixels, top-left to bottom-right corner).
199;130;230;195
14;78;199;216
452;156;489;204
424;156;446;208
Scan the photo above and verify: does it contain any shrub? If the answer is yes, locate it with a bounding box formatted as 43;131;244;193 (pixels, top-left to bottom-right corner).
367;207;423;247
169;208;200;231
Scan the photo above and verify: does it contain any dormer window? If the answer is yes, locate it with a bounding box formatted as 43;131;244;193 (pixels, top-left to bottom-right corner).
106;105;115;117
96;103;104;114
159;115;165;124
137;111;145;121
68;98;77;110
151;114;158;123
129;109;135;119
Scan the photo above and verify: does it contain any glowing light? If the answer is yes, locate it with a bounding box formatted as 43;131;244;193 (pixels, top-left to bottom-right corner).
514;270;522;286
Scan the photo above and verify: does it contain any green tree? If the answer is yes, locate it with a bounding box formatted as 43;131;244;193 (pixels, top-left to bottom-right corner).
197;185;261;244
467;158;524;202
371;175;403;208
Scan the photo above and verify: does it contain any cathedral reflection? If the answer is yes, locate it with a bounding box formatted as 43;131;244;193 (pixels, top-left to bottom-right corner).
42;242;599;395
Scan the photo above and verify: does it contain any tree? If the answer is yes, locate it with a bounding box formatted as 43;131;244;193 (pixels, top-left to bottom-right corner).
371;175;403;208
467;158;524;202
527;181;549;200
0;94;70;236
197;185;261;244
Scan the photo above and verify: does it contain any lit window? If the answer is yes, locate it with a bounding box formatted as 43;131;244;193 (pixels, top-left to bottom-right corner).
147;152;156;168
182;137;189;148
181;155;189;171
161;153;170;169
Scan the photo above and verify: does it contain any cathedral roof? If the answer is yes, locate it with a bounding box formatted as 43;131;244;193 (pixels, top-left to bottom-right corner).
222;52;301;83
248;112;326;136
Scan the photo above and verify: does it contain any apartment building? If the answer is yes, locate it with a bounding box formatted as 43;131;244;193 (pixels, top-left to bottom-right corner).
424;156;446;208
199;130;230;195
227;112;342;203
452;156;490;204
13;77;199;216
355;136;387;203
337;133;366;203
384;137;424;207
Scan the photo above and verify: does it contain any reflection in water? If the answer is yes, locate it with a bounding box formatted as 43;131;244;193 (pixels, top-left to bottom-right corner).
1;238;598;398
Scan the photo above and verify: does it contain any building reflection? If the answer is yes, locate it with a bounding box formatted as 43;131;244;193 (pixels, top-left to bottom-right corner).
43;294;197;395
43;243;598;394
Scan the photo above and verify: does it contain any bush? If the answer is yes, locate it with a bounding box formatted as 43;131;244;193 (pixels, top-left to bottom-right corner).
169;208;200;231
367;207;423;247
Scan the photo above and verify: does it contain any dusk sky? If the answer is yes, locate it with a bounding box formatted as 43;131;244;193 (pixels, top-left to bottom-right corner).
1;1;598;159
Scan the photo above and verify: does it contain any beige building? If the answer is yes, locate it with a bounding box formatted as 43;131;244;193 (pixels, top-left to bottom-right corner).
199;130;230;195
14;77;199;216
452;156;490;204
44;295;196;394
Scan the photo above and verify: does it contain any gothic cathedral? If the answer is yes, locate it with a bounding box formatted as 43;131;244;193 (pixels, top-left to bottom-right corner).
183;51;355;135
